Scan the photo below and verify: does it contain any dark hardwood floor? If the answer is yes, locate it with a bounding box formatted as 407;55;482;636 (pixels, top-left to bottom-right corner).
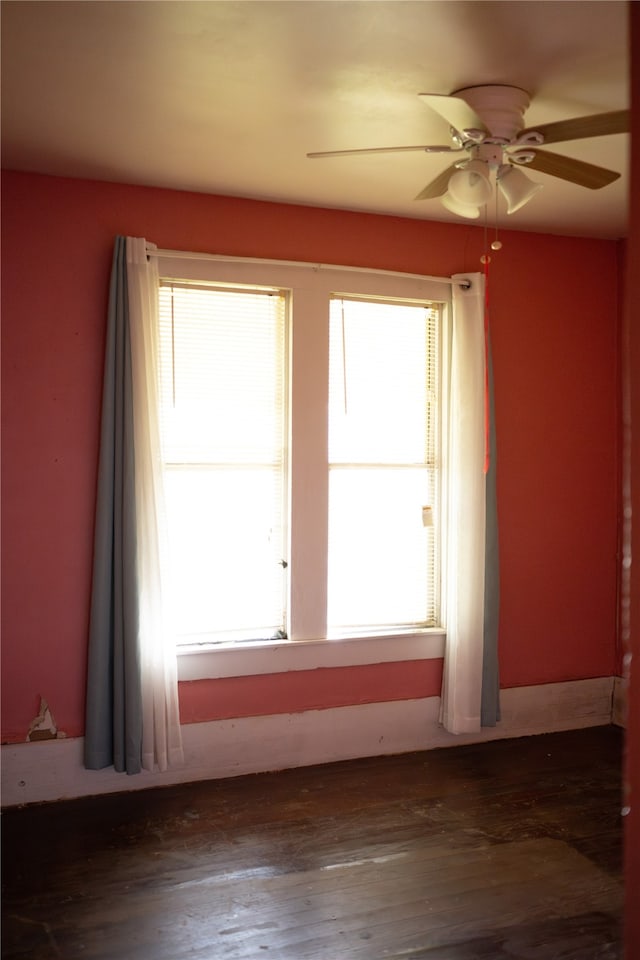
2;725;623;960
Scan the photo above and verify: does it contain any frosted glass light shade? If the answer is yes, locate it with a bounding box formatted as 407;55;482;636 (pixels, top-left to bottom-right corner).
448;160;492;206
441;192;481;219
498;164;543;213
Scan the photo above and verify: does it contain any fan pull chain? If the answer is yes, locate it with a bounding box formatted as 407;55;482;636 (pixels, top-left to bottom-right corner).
481;202;490;265
482;247;491;475
491;186;502;251
478;188;498;475
481;182;502;265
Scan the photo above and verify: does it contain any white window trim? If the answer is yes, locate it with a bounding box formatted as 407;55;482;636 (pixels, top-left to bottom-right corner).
155;255;452;681
177;629;446;680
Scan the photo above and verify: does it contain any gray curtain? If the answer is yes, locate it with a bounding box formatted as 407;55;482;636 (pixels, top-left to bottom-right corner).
481;337;501;726
85;237;143;773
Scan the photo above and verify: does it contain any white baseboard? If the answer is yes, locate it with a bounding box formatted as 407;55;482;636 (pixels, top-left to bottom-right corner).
612;674;628;727
1;676;614;808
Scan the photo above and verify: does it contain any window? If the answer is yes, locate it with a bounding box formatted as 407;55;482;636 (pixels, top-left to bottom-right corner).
328;297;439;632
327;297;440;634
156;258;450;648
158;283;288;643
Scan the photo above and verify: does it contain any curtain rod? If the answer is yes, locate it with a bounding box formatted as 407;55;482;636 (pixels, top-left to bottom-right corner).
145;246;467;287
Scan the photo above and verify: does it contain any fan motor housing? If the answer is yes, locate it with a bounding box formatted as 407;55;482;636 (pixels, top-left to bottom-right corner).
471;142;504;168
453;84;530;141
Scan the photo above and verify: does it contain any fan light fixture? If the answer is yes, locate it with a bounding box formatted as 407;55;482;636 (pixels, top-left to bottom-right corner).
497;163;544;214
448;159;493;207
440;151;542;219
441;192;481;219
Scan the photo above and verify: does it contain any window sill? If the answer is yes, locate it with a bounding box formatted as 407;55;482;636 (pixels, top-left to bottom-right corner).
176;630;446;681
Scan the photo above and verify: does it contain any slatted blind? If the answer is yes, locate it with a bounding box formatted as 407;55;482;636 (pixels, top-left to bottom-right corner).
158;282;288;643
327;296;440;632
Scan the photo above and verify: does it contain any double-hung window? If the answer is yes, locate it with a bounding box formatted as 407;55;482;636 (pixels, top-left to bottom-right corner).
156;257;449;648
158;282;288;644
327;296;440;634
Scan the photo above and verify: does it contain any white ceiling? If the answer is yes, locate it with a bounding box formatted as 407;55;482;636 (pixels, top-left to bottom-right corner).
1;0;630;239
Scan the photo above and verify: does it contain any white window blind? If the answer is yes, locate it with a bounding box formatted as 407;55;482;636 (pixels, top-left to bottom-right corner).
158;282;288;643
327;296;440;632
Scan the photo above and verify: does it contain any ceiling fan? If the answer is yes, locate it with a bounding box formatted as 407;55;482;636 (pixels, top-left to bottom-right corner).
307;85;629;219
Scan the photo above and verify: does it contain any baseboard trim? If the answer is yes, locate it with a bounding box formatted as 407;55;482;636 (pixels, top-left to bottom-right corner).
1;676;615;807
612;674;628;727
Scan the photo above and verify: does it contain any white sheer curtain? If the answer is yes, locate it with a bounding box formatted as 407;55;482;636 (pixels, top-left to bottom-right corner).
127;239;184;771
441;272;488;734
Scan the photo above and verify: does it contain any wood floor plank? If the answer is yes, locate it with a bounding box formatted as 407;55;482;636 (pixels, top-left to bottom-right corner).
2;726;623;959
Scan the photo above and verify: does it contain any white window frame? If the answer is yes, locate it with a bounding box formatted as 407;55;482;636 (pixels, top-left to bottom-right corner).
155;254;451;681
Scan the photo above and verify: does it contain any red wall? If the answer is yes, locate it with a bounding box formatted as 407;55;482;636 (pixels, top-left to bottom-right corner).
1;171;620;742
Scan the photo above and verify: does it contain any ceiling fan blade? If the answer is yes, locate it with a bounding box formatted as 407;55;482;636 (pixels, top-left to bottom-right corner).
414;162;460;201
520;110;630;145
522;150;620;189
418;92;487;136
307;145;462;158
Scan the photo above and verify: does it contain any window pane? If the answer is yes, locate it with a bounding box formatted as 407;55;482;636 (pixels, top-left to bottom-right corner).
164;467;285;641
327;467;436;629
160;286;285;463
329;298;438;464
328;297;440;633
158;284;287;642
